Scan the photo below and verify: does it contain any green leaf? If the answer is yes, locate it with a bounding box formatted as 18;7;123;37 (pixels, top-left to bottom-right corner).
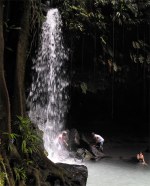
132;41;140;49
80;82;87;94
21;140;27;153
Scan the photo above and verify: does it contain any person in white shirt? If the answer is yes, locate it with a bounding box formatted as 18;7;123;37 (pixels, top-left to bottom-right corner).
92;132;104;152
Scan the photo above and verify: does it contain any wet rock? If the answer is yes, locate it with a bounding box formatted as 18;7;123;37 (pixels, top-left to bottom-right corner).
91;145;104;158
57;163;88;186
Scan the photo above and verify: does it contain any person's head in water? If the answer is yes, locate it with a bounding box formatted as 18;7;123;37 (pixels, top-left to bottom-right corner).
137;151;145;163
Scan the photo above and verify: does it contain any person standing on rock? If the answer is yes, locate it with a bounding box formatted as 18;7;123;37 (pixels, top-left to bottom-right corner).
91;132;104;152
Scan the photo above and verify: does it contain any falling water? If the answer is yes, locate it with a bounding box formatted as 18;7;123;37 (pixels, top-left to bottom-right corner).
27;9;69;162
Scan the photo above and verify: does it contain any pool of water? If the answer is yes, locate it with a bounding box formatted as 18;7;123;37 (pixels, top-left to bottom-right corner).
85;140;150;186
86;160;150;186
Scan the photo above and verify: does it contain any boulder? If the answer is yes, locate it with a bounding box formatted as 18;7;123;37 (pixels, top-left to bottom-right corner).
57;163;88;186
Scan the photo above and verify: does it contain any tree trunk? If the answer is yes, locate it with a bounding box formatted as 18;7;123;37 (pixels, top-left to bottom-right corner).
13;0;30;117
0;0;11;138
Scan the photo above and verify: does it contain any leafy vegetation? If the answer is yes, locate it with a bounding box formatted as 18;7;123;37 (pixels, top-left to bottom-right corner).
0;172;5;186
0;116;42;185
2;116;42;155
0;155;9;186
2;132;19;151
13;165;27;183
60;0;150;93
16;116;42;155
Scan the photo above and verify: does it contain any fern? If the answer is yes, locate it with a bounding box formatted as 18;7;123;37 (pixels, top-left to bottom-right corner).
81;82;87;94
17;116;42;155
2;132;20;151
13;166;27;182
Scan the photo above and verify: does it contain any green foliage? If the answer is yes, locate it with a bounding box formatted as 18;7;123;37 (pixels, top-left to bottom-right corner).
80;82;87;94
13;160;33;183
24;159;33;166
2;132;20;151
17;116;42;155
2;132;19;140
30;0;45;32
13;165;27;182
61;0;143;35
2;116;42;155
60;0;150;93
0;172;5;186
2;116;42;157
112;0;139;25
60;0;150;74
0;155;8;186
27;0;45;59
61;0;90;35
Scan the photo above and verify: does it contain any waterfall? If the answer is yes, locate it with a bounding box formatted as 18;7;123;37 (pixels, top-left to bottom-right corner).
27;9;69;162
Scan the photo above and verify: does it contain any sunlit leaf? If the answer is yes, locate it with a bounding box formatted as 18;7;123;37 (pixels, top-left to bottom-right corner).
80;82;87;94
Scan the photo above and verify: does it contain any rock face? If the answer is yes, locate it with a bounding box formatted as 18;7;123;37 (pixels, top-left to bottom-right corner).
57;163;88;186
29;149;88;186
68;129;105;161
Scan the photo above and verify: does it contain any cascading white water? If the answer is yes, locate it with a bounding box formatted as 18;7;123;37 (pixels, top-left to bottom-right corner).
27;9;69;162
